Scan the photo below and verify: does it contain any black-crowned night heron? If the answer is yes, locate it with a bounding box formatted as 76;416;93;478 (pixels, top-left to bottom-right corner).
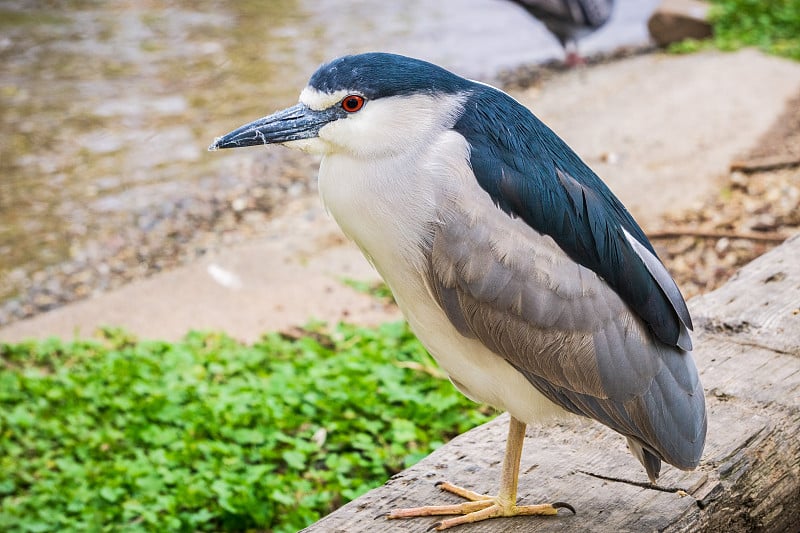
209;52;706;530
510;0;614;65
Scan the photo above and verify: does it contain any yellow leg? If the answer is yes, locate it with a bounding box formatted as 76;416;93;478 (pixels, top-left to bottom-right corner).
387;416;574;530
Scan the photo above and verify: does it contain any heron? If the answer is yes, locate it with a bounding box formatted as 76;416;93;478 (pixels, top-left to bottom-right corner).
209;52;706;530
510;0;615;66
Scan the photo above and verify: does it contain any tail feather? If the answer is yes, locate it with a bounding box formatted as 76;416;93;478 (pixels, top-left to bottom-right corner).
627;437;661;483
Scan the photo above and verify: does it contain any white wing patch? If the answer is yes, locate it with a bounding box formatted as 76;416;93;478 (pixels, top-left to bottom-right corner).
622;228;693;350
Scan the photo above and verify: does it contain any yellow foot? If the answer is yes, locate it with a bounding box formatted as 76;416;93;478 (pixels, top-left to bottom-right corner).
386;481;574;530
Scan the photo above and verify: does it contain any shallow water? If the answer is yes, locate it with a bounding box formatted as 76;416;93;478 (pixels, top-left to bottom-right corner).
0;0;656;303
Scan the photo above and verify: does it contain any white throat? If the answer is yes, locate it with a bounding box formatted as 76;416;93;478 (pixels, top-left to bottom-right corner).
317;128;471;290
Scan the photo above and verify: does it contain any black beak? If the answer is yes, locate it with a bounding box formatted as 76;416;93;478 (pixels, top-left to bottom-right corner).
208;103;338;151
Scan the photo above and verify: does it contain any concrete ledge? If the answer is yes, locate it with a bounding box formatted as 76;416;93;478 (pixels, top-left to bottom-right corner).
304;234;800;532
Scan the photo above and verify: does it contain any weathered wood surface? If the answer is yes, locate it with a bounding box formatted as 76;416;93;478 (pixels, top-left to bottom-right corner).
304;234;800;533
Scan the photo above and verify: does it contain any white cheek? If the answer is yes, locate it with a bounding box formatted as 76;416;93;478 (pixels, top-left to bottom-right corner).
318;115;398;156
294;93;469;159
319;96;459;158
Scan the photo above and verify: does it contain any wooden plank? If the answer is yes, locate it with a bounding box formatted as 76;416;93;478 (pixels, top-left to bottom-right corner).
304;234;800;532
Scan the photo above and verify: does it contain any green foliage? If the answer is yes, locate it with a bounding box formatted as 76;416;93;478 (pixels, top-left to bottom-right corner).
0;323;494;532
670;0;800;60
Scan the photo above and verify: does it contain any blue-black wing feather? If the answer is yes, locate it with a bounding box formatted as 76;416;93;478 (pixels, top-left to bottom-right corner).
454;87;692;349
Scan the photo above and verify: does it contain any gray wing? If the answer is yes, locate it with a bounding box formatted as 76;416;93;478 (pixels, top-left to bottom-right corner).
426;201;706;479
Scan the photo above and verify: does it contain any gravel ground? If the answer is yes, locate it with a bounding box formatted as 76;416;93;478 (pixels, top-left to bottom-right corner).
656;166;799;300
655;89;800;300
1;66;798;329
0;151;319;326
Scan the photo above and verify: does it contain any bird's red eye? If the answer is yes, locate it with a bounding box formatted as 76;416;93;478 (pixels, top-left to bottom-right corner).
341;95;365;112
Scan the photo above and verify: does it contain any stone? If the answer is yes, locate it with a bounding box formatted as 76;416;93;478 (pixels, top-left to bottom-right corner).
648;0;712;47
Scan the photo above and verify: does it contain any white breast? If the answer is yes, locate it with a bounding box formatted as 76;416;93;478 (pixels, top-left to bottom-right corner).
318;130;569;424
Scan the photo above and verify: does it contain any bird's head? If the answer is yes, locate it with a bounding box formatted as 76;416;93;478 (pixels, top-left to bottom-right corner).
209;52;473;159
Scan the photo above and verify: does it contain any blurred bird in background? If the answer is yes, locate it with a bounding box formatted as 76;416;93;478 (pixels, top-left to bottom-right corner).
510;0;615;65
